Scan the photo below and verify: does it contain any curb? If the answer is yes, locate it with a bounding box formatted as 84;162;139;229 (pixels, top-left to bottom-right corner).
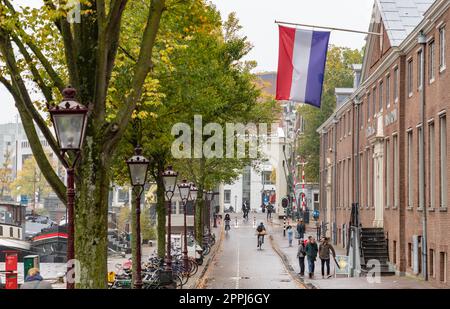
191;227;225;289
269;234;317;289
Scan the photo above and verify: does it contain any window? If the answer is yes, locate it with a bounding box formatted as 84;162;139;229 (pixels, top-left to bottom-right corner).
348;111;351;135
372;87;376;117
360;153;364;206
429;40;435;82
418;126;424;209
392;240;397;264
408;59;413;96
386;74;391;107
440;114;447;208
439;26;446;71
343;160;346;207
348;158;351;208
170;201;177;214
386;138;391;208
418;49;423;90
440;251;447;282
430;249;435;278
429;122;436;208
367;93;371;121
408;243;412;267
379;81;383;111
10;227;13;237
367;149;371;208
18;228;20;239
343;115;346;137
0;226;2;236
394;66;399;102
314;193;319;203
224;190;231;204
262;171;273;185
393;134;399;208
407;130;413;208
178;201;184;214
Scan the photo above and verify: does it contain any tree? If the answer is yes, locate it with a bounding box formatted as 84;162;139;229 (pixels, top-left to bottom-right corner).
0;146;12;198
10;156;53;204
117;205;130;234
297;46;363;182
0;0;166;288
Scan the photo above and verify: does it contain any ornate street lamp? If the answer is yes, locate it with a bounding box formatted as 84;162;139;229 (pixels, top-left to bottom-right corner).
178;180;191;271
49;86;88;289
189;183;198;239
162;166;178;274
205;191;214;240
126;146;149;289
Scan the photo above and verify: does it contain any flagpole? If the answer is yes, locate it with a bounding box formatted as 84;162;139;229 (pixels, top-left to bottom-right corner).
275;20;382;36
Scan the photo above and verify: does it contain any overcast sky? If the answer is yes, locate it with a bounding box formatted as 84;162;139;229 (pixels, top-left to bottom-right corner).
0;0;374;124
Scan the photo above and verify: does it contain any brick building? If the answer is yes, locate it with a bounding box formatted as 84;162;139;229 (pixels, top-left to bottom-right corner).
318;0;449;287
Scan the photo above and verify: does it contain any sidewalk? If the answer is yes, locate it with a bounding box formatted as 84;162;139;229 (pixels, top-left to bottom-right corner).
268;217;436;289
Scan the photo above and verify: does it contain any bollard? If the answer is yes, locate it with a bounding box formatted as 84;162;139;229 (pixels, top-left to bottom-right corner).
253;216;256;228
235;216;238;228
283;215;286;237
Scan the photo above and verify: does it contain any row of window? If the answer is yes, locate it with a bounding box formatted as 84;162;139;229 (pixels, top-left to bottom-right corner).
169;200;195;215
407;26;447;96
333;111;447;210
0;225;20;238
405;114;447;209
390;240;448;283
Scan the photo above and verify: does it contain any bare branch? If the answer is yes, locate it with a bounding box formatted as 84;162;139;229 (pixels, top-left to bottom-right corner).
2;0;66;92
0;31;66;166
10;34;53;104
0;48;67;204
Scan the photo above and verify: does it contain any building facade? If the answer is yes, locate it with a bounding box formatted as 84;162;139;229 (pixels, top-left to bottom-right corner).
318;0;449;286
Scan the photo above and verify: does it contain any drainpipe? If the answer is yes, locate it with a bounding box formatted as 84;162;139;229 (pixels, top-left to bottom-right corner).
418;31;428;281
332;116;338;245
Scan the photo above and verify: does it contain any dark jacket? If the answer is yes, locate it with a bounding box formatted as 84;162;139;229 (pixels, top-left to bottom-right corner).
319;242;336;259
297;243;306;258
305;242;318;259
296;223;306;235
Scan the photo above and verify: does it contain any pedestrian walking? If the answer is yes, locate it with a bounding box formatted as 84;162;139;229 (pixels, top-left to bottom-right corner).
319;237;336;278
296;238;306;276
20;268;52;289
287;225;293;247
296;218;306;244
305;237;318;279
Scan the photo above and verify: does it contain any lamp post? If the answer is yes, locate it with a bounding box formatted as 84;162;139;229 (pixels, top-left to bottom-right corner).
177;180;191;270
126;146;149;289
162;166;178;273
205;191;214;238
49;86;88;289
190;183;198;239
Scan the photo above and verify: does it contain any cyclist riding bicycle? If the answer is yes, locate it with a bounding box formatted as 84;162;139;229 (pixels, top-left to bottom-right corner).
224;213;231;231
256;222;266;248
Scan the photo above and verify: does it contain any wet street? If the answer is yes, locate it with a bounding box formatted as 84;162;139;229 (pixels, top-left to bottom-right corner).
203;213;300;289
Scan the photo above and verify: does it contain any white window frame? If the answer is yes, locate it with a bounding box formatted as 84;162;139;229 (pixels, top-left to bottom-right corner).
407;58;413;97
439;25;446;72
429;40;436;83
439;114;447;208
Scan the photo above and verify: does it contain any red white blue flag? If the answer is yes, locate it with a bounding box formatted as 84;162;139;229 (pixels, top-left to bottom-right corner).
276;25;330;108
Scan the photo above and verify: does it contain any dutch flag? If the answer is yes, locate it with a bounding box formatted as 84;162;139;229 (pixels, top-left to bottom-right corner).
276;25;330;108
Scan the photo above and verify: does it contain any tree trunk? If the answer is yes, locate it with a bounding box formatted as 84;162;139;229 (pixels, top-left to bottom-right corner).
195;191;204;244
74;137;110;289
156;173;166;259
